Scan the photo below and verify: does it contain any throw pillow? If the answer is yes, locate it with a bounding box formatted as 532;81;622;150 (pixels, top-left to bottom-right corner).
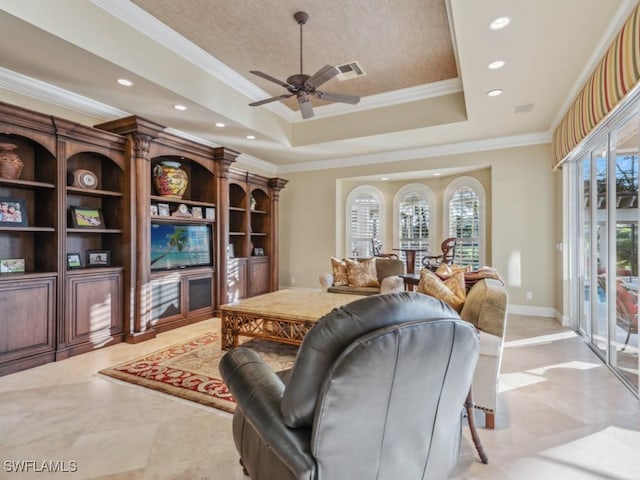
417;268;466;312
345;258;380;287
464;266;504;289
330;257;348;286
435;263;471;279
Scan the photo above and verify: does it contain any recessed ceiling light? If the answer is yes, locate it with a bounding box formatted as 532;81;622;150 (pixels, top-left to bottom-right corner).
381;177;389;181
173;104;187;111
487;89;503;97
489;16;511;30
488;60;505;70
117;78;133;86
433;172;442;176
215;122;226;128
246;135;256;140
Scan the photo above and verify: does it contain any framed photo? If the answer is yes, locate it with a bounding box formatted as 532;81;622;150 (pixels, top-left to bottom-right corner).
192;206;203;219
253;247;265;256
87;250;111;267
205;207;215;220
0;258;25;273
150;204;158;216
0;198;27;227
66;253;82;269
157;203;170;217
70;206;104;228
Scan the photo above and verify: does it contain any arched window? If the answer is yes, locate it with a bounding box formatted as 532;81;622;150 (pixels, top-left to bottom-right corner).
393;184;434;272
444;177;485;268
346;186;384;257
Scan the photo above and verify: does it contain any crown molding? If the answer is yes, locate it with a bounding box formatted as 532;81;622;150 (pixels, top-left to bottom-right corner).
0;66;128;119
277;132;552;173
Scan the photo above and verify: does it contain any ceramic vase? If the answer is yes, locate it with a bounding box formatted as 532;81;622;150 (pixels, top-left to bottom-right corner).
153;160;188;199
0;143;24;180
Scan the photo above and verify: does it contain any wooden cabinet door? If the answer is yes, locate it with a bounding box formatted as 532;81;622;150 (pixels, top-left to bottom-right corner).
248;256;270;297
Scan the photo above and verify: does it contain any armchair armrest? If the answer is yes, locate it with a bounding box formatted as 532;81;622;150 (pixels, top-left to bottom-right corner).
220;348;315;476
319;273;334;290
380;275;404;294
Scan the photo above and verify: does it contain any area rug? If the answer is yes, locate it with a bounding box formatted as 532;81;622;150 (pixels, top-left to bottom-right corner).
99;332;298;413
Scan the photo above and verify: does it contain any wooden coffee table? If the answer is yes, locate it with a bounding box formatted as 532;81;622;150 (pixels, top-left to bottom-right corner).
220;290;362;350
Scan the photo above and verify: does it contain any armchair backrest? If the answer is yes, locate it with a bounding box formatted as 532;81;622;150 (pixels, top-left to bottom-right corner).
280;292;479;479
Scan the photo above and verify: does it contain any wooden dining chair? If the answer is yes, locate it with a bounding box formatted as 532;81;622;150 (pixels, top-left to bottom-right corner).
421;237;457;271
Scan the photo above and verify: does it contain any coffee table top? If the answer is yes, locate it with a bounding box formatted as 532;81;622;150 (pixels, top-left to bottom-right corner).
221;289;363;322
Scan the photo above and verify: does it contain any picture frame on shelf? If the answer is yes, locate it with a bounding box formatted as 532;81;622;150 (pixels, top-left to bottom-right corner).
66;253;82;269
157;203;170;217
0;258;25;273
205;207;215;220
253;247;265;256
69;206;105;228
150;204;158;216
0;198;27;227
171;203;192;218
87;250;111;267
192;206;203;219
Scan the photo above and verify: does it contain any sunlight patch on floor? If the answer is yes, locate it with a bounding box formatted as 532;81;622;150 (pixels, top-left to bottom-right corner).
504;330;577;349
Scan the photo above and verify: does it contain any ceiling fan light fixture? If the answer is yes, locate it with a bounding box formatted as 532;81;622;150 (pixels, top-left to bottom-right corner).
247;11;360;119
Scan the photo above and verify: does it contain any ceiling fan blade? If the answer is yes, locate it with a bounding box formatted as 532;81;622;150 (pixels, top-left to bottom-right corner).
249;70;291;88
297;92;314;119
305;64;339;89
249;94;293;107
315;91;360;105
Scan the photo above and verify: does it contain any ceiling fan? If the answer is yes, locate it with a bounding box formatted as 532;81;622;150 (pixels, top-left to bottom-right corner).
248;11;360;119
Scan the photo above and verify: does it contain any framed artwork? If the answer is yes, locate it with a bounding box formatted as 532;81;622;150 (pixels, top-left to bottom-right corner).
87;250;111;267
0;198;27;227
66;253;82;269
70;206;104;228
205;207;215;220
192;206;203;219
157;203;170;216
253;247;265;256
150;204;158;216
0;258;25;273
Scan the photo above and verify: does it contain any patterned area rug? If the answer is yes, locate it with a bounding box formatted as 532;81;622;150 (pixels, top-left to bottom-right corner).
99;333;298;413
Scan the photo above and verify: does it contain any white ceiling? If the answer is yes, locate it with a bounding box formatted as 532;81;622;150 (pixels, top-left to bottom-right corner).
0;0;637;173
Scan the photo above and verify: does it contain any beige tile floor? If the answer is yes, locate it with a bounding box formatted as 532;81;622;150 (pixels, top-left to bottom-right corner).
0;314;639;479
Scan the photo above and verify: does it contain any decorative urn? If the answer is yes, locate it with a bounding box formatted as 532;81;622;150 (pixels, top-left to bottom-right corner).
0;143;24;180
153;160;188;199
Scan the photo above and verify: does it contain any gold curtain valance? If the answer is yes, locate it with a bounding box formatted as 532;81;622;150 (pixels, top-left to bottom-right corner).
552;4;640;168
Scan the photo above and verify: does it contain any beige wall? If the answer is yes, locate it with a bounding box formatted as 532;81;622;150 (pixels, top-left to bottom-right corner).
278;143;561;312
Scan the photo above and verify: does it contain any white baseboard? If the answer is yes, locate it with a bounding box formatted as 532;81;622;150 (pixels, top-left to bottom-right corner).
507;304;557;318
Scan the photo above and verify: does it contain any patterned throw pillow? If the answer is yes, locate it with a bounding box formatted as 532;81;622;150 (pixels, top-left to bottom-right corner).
417;268;466;312
345;258;380;287
331;257;348;286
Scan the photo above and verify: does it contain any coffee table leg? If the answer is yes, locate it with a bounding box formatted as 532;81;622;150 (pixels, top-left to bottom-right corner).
221;311;237;350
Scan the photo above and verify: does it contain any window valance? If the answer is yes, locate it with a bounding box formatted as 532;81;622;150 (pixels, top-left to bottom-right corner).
552;4;640;169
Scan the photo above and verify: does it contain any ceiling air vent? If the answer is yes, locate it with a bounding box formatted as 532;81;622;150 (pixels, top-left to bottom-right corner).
514;103;534;114
335;61;367;81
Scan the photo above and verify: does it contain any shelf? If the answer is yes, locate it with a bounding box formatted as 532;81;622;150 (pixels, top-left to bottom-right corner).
251;209;268;215
67;228;123;234
229;206;246;212
66;266;124;275
150;195;215;208
67;187;123;198
0;226;55;232
0;270;58;280
0;178;56;190
150;215;214;224
229;231;246;236
251;232;267;236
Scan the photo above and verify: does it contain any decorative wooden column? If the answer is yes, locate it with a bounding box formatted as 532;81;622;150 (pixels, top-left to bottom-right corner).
214;147;238;306
268;178;288;292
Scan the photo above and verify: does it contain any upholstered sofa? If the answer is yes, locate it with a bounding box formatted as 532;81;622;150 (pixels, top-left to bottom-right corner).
319;257;405;295
459;277;508;429
414;267;508;429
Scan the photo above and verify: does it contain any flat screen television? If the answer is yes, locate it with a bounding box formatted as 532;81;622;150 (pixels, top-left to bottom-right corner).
150;223;212;271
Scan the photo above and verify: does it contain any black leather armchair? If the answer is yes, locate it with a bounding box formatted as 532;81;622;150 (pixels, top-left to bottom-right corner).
220;292;480;480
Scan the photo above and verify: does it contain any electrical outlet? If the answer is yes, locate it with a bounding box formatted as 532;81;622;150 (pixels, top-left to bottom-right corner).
291;277;296;285
526;291;533;300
